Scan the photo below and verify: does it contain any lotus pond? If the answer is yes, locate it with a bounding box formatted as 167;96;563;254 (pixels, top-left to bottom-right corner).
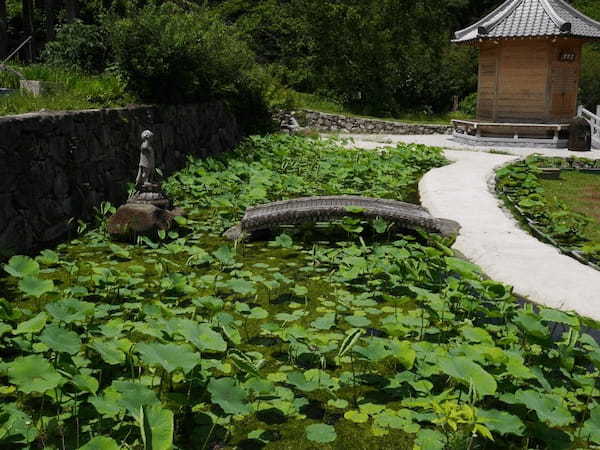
1;136;600;450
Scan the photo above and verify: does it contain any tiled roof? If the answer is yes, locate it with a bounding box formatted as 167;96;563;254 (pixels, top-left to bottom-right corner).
454;0;600;43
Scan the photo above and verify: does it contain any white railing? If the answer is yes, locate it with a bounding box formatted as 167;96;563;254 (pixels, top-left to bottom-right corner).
578;105;600;149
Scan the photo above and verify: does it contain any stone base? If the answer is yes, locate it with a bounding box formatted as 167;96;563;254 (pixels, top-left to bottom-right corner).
128;183;171;209
451;133;569;149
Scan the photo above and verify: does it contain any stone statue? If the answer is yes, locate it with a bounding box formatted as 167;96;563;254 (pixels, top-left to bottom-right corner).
136;130;155;189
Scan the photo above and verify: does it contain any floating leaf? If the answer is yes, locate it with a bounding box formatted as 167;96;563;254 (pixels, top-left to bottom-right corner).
7;355;63;394
414;429;445;450
18;277;54;297
13;312;47;335
4;256;39;278
582;406;600;444
140;404;174;450
39;324;82;354
344;410;369;423
178;321;227;353
136;342;200;373
305;423;337;443
477;408;525;437
79;436;120;450
438;356;497;397
513;389;574;428
226;278;256;296
274;233;294;248
207;377;250;416
36;250;60;266
345;315;371;328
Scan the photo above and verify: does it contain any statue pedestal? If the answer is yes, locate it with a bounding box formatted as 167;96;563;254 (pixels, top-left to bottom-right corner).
127;183;171;209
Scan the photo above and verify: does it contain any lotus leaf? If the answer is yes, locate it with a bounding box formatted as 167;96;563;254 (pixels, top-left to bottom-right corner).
4;256;39;278
177;320;227;353
438;356;497;397
13;312;47;335
344;410;369;423
39;324;82;354
0;404;37;443
136;342;201;373
512;390;574;428
582;406;600;444
18;277;54;297
79;436;120;450
477;408;525;437
7;355;63;394
207;377;250;415
414;429;445;450
305;423;337;443
140;404;174;450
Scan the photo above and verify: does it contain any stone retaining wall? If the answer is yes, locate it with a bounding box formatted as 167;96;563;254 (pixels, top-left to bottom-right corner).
0;102;241;255
278;109;452;135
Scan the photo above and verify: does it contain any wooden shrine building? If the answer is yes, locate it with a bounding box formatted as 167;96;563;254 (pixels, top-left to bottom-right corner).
452;0;600;147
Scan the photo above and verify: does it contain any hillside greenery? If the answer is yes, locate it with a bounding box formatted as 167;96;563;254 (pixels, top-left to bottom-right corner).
2;0;600;120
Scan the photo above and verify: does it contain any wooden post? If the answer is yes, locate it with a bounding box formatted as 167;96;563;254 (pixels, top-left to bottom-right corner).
553;128;559;144
577;105;584;117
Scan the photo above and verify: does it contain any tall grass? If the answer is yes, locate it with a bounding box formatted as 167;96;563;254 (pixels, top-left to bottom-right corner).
0;64;135;116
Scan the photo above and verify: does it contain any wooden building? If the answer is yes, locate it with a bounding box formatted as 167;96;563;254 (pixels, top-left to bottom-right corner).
452;0;600;146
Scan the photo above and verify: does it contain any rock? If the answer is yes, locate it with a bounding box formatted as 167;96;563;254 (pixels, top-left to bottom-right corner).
107;204;184;237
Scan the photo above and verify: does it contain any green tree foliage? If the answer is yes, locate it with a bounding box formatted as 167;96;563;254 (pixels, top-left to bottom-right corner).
108;2;273;133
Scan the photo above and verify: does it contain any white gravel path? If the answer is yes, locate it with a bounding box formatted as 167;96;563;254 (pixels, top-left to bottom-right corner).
348;134;600;321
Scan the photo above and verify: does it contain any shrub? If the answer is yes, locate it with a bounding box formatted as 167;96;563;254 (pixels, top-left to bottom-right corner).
42;21;110;74
108;3;273;133
459;92;477;116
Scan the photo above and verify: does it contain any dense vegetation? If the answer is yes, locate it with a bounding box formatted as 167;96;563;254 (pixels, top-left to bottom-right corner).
497;156;600;268
0;136;599;449
2;0;600;119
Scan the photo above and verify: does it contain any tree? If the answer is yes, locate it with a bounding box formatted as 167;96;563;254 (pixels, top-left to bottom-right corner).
0;0;7;59
45;0;56;42
22;0;34;61
65;0;78;22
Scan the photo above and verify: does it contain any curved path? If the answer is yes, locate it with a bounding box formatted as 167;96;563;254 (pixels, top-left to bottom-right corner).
349;135;600;321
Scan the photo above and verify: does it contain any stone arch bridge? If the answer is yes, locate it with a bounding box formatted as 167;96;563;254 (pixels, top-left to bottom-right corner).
224;195;460;240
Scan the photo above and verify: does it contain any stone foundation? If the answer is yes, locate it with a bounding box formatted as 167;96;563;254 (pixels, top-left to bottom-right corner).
0;102;241;256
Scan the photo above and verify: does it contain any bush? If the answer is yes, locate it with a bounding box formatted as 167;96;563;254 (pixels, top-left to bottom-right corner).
580;45;600;110
459;92;477;116
108;3;273;133
42;21;110;74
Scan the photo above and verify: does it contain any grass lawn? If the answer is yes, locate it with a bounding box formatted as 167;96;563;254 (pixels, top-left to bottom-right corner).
540;171;600;242
286;90;473;125
0;64;135;116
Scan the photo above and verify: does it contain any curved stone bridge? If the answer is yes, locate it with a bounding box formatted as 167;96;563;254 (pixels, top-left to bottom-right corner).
224;195;460;240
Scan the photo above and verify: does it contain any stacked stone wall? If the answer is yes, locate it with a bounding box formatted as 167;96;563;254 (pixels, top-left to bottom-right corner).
0;102;241;255
275;109;452;135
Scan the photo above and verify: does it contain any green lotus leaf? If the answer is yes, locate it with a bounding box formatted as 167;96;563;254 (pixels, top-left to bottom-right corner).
344;315;371;328
7;355;63;394
414;429;445;450
79;436;120;450
445;257;481;279
136;342;201;373
512;389;574;428
461;326;493;345
111;380;159;420
4;255;40;278
72;374;99;394
89;340;126;366
0;404;38;444
207;377;250;416
311;313;335;330
305;424;336;443
327;399;349;409
392;340;416;369
477;408;525;437
36;250;60;266
344;410;369;423
18;277;54;298
140;404;174;450
177;320;227;353
582;406;600;444
287;371;320;392
39;324;82;354
274;233;294;248
539;308;580;327
513;310;550;339
438;356;497;397
226;278;256;296
13;312;47;335
46;298;95;323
